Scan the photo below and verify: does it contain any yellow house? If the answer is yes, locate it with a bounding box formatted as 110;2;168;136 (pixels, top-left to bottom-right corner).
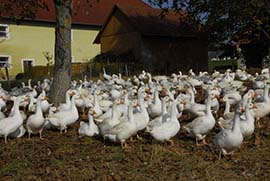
0;22;100;78
0;0;150;78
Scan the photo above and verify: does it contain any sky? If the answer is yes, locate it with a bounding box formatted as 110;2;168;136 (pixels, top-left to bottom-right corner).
142;0;173;8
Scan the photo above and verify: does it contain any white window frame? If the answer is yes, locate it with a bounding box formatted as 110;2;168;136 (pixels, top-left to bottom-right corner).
21;58;35;72
0;55;12;68
0;24;10;39
71;29;74;42
71;56;75;63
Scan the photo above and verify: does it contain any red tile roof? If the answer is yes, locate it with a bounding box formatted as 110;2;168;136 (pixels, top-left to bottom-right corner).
1;0;151;26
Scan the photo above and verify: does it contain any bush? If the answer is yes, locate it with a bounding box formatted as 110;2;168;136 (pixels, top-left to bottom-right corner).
15;73;24;80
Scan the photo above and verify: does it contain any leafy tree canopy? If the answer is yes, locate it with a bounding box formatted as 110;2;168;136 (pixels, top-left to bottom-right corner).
147;0;270;48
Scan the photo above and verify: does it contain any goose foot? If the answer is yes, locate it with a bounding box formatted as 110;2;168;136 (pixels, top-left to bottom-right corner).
121;142;131;149
202;138;208;145
136;134;143;141
195;137;207;146
166;139;174;146
78;135;84;139
129;136;135;142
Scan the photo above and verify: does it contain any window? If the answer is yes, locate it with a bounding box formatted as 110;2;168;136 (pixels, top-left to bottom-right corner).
21;59;35;73
0;56;11;68
0;24;9;39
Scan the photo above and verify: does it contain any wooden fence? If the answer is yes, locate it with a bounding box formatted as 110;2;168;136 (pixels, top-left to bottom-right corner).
29;63;88;78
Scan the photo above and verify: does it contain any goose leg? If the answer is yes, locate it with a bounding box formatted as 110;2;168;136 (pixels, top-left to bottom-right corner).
28;132;31;139
136;134;143;141
39;130;44;140
4;135;7;144
195;137;199;146
121;141;125;149
218;150;222;160
256;117;262;128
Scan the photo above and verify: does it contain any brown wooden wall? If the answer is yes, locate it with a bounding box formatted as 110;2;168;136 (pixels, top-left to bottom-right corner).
139;36;208;73
100;9;141;58
98;9;208;74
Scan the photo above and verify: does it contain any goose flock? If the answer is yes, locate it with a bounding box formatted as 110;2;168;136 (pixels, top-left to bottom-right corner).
0;68;270;159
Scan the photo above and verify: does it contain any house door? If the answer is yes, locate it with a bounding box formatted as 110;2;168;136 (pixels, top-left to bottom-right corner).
22;59;34;75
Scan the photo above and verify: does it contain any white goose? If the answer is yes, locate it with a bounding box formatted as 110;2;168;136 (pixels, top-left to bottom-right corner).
103;67;112;81
98;102;121;136
39;90;51;114
78;114;99;137
240;102;256;139
57;90;72;111
105;103;137;148
253;84;270;124
183;96;215;145
214;106;245;158
148;100;180;144
90;92;103;118
46;92;79;133
147;88;162;119
134;92;150;133
147;97;170;130
26;96;45;139
0;96;23;143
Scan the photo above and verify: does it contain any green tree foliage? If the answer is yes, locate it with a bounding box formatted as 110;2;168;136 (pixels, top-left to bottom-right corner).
147;0;270;60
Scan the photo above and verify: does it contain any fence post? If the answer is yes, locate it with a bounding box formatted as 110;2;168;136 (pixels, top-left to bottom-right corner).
89;64;92;78
125;64;128;76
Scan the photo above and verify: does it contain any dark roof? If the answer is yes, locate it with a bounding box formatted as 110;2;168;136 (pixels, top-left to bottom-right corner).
0;0;151;26
94;4;197;43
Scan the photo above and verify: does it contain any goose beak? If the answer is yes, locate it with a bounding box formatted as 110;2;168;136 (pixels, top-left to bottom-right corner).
92;110;97;115
69;91;76;96
219;98;225;103
43;96;49;101
145;88;151;94
145;95;151;100
253;104;257;109
252;93;257;98
240;108;245;113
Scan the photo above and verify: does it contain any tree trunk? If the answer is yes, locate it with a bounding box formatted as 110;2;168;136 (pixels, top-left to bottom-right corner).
49;0;72;103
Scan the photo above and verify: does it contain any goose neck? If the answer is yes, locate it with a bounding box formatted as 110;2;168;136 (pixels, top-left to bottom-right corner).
244;106;253;123
190;90;195;104
232;112;241;132
36;99;43;115
206;97;212;115
170;101;178;121
128;105;134;123
264;85;269;103
224;100;231;114
65;91;71;103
